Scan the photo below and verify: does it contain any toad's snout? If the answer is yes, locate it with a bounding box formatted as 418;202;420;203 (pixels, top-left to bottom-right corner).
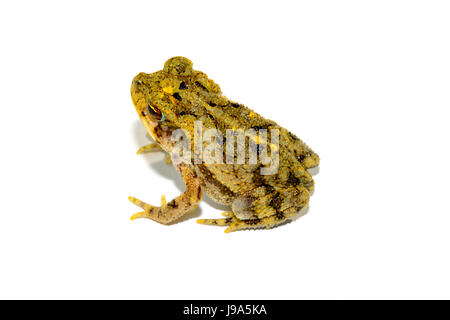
131;72;147;91
131;77;142;92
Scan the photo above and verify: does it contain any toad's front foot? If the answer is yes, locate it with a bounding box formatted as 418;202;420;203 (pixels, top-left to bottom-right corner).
136;143;171;164
129;195;167;221
136;143;161;154
129;164;203;225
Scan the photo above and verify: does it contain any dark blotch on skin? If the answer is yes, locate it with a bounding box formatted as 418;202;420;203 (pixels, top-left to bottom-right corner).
252;124;270;131
269;192;283;211
245;218;261;225
208;102;216;107
287;172;301;187
173;93;182;101
264;184;275;195
298;150;312;162
195;81;208;91
288;131;299;141
167;200;178;209
251;166;264;185
275;211;284;220
179;110;197;117
153;124;171;140
141;111;146;117
225;218;233;224
179;82;187;90
230;102;241;108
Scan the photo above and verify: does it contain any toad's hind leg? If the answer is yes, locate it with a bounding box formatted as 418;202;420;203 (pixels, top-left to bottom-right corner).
197;206;302;233
129;164;202;224
197;181;310;232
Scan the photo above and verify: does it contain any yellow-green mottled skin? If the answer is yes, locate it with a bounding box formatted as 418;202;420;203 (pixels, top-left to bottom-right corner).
129;57;320;232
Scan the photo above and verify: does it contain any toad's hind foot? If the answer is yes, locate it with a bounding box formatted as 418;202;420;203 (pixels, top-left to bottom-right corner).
197;211;235;228
197;207;301;233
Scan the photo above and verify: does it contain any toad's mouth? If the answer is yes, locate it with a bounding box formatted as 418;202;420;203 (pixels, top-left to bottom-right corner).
140;113;158;139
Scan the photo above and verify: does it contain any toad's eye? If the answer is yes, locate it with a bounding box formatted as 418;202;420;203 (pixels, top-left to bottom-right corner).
147;104;165;121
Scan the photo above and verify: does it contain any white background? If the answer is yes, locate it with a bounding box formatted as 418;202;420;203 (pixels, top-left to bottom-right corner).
0;0;449;299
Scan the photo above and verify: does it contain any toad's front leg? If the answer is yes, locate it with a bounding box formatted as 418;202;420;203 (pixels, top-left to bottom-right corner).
136;143;171;164
136;142;161;154
129;164;203;224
